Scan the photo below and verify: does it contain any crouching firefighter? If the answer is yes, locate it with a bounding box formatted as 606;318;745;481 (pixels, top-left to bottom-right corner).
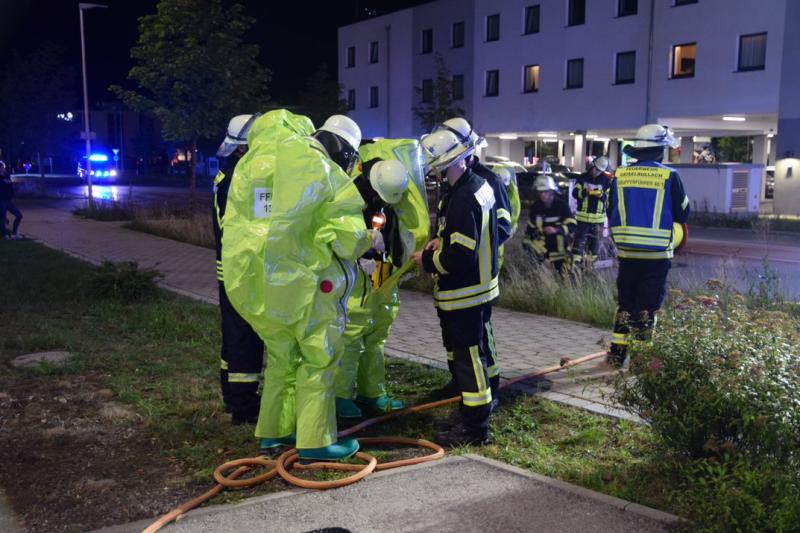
214;113;264;425
412;129;500;446
606;124;690;367
572;155;612;269
334;150;411;418
523;174;577;274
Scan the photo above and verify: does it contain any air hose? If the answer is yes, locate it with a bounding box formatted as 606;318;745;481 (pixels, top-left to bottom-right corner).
143;351;606;532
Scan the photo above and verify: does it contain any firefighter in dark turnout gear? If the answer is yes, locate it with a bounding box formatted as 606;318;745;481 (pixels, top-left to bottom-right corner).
572;155;612;268
428;119;507;409
213;114;265;425
606;124;690;367
524;174;577;274
413;129;499;446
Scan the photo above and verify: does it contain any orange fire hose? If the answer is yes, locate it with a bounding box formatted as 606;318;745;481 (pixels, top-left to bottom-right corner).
143;350;606;532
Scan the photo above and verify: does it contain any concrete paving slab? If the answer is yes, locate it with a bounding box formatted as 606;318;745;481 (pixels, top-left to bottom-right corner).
98;456;675;533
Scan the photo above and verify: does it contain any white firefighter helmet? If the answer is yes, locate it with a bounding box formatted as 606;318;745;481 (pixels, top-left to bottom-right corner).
319;114;362;151
589;155;610;172
369;160;409;204
421;130;473;174
632;124;679;149
434;117;486;150
217;114;258;157
493;165;514;187
534;174;558;192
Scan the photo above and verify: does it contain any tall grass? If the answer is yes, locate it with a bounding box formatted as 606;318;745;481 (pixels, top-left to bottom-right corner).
402;243;616;328
125;212;215;249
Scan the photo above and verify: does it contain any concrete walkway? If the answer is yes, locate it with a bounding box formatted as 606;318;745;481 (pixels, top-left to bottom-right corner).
96;456;677;533
20;200;622;417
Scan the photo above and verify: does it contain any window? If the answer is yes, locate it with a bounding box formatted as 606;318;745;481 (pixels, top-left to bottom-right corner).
674;0;698;5
452;74;465;100
421;79;434;103
524;5;540;34
347;89;356;111
369;86;379;108
523;64;540;92
485;70;499;96
452;21;465;48
672;43;696;78
346;46;355;68
568;0;585;26
618;0;637;16
421;29;433;54
615;51;636;84
566;58;584;88
369;41;379;64
738;32;767;71
486;14;500;42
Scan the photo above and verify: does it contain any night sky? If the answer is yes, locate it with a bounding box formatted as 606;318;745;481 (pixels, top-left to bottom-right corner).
0;0;432;107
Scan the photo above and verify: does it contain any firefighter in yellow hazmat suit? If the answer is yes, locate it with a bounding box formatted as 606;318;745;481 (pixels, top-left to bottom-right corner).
221;111;380;461
334;139;430;418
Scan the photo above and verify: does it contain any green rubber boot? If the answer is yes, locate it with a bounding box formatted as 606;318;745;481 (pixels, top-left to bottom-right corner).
259;434;296;455
336;397;363;418
298;438;360;461
356;394;405;413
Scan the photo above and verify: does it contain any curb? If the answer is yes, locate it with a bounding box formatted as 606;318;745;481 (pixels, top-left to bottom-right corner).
464;454;681;526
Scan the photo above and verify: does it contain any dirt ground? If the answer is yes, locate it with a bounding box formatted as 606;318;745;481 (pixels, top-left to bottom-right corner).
0;371;208;532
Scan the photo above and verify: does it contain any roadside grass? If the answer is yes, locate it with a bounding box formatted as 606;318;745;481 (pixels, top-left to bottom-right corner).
689;211;800;233
6;241;797;531
402;239;616;329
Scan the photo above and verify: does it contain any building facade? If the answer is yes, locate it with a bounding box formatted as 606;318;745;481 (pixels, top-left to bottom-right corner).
339;0;792;179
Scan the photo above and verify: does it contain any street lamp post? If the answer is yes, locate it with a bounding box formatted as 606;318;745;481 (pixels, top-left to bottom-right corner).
79;2;107;208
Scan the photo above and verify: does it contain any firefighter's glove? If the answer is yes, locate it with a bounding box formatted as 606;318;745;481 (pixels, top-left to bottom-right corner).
358;258;377;276
370;229;385;252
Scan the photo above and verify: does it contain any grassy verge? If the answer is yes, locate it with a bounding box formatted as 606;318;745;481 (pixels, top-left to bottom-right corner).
5;240;796;531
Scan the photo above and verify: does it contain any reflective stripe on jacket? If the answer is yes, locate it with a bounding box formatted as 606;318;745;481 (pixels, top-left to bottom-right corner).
608;161;690;260
422;170;500;311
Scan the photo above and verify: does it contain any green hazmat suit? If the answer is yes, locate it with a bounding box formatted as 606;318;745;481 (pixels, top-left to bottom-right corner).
333;139;429;404
488;163;521;269
221;109;372;449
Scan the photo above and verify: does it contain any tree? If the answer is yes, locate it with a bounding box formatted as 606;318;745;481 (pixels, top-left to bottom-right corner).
0;43;78;172
110;0;271;201
413;53;465;133
296;64;348;129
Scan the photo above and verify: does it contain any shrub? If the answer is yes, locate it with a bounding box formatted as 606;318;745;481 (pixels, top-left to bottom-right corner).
671;458;800;532
613;286;800;463
89;260;164;301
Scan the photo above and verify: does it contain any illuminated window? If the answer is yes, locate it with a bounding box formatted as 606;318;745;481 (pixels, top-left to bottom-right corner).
523;64;540;92
672;43;696;78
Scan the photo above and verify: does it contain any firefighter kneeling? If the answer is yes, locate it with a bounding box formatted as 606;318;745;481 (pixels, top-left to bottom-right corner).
523;174;576;275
